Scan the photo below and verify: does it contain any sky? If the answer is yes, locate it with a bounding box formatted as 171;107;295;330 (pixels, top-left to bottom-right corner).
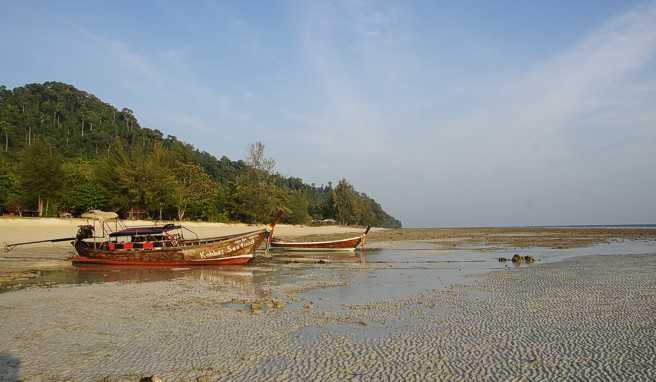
1;1;655;227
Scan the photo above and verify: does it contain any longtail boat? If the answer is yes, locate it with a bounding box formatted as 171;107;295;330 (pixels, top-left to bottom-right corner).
269;226;370;252
4;210;283;267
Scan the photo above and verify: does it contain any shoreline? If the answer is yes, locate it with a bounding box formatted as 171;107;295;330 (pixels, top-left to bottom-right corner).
1;218;655;288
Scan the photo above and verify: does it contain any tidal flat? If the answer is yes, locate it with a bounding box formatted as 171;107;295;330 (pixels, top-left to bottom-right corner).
1;228;655;381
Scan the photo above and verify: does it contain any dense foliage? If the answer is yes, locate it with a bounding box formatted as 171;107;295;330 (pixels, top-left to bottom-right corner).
0;82;401;228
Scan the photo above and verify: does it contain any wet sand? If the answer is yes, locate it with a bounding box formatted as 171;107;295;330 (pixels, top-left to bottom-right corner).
1;251;655;380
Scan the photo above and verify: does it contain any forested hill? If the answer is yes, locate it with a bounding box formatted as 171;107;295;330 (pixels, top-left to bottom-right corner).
0;82;402;228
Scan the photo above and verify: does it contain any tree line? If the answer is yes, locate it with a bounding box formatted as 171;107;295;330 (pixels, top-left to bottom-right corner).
0;82;402;228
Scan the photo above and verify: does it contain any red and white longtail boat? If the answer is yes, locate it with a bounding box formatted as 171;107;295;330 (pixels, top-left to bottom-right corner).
268;226;370;252
4;210;283;266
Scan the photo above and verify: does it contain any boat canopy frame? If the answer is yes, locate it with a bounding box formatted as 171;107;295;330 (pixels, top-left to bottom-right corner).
79;210;201;246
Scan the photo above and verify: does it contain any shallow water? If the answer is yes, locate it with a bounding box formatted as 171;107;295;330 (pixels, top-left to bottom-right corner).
303;239;656;307
5;239;655;304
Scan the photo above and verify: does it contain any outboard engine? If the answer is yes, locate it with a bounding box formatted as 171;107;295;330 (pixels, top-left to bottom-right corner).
76;225;95;240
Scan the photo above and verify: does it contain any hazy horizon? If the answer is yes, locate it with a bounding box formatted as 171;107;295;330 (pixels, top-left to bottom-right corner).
2;1;655;227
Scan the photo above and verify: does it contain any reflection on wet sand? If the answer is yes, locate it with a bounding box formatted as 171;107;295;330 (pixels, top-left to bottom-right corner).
194;267;264;296
74;264;255;283
1;265;267;296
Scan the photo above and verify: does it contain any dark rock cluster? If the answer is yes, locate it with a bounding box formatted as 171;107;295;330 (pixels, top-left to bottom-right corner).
498;254;538;263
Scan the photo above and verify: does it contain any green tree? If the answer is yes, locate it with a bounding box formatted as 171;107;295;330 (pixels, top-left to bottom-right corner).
59;160;106;215
228;142;284;223
284;190;312;224
96;142;146;213
0;158;16;211
173;162;216;221
143;145;176;220
331;178;359;225
17;143;63;216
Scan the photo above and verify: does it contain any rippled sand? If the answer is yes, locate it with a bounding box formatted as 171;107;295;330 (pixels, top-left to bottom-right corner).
1;254;655;381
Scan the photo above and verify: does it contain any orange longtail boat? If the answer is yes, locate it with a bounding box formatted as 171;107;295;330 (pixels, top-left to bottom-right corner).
268;226;370;252
68;210;283;266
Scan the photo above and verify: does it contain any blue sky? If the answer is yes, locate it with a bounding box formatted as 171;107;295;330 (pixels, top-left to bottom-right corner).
2;1;655;227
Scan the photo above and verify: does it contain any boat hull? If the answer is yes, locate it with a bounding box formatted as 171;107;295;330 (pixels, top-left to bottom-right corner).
71;254;253;266
268;246;356;252
269;236;363;252
72;230;266;267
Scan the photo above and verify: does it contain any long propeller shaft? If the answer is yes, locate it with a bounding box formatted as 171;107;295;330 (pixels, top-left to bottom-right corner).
2;237;77;252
